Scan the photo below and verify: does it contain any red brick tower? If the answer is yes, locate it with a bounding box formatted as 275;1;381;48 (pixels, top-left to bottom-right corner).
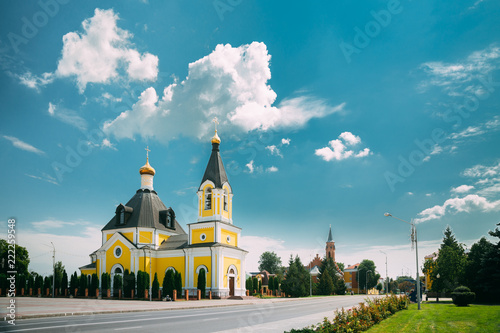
326;225;335;262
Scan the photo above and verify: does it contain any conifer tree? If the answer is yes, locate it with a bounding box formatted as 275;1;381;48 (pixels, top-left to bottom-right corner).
197;268;206;298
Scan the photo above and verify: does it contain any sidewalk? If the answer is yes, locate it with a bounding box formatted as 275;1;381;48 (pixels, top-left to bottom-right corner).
1;296;295;320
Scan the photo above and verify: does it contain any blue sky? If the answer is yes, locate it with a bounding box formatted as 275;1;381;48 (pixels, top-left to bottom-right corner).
1;0;499;279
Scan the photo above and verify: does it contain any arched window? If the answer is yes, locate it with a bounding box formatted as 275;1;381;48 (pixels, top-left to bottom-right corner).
204;188;212;210
119;210;125;224
223;189;228;211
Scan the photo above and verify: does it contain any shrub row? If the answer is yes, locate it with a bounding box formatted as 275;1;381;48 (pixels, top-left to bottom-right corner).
287;295;409;333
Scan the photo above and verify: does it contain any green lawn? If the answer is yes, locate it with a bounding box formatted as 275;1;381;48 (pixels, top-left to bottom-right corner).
367;301;500;333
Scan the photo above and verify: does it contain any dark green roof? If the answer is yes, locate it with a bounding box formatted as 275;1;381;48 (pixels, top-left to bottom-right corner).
101;188;186;234
200;142;229;189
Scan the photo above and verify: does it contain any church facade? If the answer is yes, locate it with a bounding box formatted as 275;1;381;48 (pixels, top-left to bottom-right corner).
80;130;247;298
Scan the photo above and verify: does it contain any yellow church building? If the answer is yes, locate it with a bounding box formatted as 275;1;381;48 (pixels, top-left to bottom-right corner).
80;129;247;298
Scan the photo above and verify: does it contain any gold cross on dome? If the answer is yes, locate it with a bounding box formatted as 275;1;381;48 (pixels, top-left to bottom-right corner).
212;117;219;131
145;146;151;160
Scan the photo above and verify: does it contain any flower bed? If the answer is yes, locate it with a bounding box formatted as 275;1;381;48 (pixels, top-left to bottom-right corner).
286;295;409;333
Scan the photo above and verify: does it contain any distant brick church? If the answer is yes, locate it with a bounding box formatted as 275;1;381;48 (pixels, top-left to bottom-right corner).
307;225;343;282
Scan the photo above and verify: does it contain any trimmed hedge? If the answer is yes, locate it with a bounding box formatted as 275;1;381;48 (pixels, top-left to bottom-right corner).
451;286;475;307
286;295;409;333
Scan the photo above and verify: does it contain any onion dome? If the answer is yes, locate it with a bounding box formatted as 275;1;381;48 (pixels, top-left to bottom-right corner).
211;129;221;144
139;157;155;176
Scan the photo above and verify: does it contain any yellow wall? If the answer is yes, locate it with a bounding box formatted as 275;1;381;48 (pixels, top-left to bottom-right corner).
107;234;113;241
191;227;214;244
158;234;170;245
156;256;185;286
139;231;153;243
221;228;238;247
223;257;241;288
105;239;131;273
194;256;212;287
81;268;96;276
122;232;133;243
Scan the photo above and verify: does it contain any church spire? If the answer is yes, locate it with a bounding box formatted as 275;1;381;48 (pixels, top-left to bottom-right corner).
197;120;233;223
327;224;333;242
139;146;155;190
326;224;335;261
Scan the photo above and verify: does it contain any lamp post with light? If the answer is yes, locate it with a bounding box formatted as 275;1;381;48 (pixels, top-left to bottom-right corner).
436;273;440;302
384;213;421;310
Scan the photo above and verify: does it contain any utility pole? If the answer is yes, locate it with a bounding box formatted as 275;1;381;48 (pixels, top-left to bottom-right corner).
50;242;55;298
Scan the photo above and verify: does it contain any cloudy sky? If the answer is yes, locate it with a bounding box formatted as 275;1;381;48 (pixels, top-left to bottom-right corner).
1;1;499;279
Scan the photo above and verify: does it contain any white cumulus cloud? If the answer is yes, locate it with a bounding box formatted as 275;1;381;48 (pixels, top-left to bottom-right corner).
20;8;158;93
315;132;371;162
415;194;500;223
451;185;475;194
103;42;345;142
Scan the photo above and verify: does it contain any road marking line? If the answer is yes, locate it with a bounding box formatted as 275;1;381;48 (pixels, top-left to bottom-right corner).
114;326;142;330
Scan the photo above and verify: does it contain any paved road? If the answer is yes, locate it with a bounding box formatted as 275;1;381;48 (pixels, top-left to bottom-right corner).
1;295;377;332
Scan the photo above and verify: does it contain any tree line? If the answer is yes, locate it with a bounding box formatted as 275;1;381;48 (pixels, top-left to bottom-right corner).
250;251;352;297
423;223;500;303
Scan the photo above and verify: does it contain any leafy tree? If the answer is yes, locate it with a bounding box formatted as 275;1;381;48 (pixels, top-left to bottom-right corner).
152;273;159;299
0;239;30;277
53;261;65;293
258;280;262;292
197;269;206;298
482;222;500;301
281;255;309;297
463;223;500;302
357;260;380;293
376;283;383;292
318;269;334;295
163;269;175;298
258;251;282;274
398;281;414;293
175;271;182;297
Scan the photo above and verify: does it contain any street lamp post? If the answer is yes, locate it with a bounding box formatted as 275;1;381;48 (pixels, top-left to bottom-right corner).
366;270;371;295
50;242;55;298
380;250;388;296
436;273;440;302
385;213;421;310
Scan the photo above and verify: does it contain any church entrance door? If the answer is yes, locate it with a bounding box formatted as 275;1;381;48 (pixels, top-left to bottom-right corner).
229;277;234;296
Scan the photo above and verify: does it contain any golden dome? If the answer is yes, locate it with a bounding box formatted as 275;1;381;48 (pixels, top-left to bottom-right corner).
139;158;155;176
211;130;221;144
